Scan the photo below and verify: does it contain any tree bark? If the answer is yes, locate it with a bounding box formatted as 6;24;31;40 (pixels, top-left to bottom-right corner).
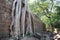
10;0;17;38
10;0;22;40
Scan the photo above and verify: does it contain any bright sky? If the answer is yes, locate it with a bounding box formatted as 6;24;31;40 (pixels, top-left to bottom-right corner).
29;0;35;3
29;0;60;6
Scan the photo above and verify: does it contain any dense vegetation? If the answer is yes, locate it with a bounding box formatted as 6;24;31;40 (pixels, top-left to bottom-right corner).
28;0;60;31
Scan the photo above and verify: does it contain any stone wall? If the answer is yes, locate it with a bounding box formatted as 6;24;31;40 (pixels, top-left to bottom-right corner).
32;14;45;35
0;0;13;38
0;0;45;39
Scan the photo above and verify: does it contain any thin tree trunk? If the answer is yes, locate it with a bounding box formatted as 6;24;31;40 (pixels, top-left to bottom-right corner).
10;0;22;40
26;9;33;35
18;0;22;38
14;0;21;39
21;7;26;37
21;0;27;37
10;0;17;38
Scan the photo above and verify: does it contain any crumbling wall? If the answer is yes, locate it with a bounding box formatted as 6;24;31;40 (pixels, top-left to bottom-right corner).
0;0;45;40
0;0;13;39
31;14;44;35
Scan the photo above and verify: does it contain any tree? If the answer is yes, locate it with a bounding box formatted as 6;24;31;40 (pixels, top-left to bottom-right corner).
28;0;60;31
10;0;33;40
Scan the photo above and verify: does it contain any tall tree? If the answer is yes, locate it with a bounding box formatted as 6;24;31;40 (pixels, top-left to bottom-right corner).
10;0;33;40
28;0;60;31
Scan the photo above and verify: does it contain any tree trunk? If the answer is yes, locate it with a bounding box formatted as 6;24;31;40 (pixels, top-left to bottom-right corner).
0;0;45;40
10;0;22;40
10;0;16;38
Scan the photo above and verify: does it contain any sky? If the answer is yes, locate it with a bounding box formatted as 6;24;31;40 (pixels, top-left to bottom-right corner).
29;0;60;5
29;0;60;3
29;0;35;3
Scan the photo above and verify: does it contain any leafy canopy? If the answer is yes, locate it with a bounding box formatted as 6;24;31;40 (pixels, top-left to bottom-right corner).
28;0;60;29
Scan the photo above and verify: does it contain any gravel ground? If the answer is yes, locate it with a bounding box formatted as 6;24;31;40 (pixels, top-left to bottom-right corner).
0;37;40;40
21;37;39;40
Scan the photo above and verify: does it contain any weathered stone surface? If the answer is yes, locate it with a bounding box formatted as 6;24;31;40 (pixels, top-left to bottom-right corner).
0;0;13;39
0;0;45;40
21;37;39;40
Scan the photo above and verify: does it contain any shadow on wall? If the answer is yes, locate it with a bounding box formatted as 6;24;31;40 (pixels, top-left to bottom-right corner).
0;32;9;39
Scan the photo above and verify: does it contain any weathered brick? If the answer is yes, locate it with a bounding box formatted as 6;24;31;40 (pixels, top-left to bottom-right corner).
0;0;12;38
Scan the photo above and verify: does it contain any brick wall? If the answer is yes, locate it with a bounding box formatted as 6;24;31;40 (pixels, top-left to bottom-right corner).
0;0;45;39
0;0;13;38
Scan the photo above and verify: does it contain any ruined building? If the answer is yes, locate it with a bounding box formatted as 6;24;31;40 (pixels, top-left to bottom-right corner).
0;0;45;40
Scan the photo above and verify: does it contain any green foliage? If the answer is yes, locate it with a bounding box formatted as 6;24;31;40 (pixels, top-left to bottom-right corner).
28;0;60;29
